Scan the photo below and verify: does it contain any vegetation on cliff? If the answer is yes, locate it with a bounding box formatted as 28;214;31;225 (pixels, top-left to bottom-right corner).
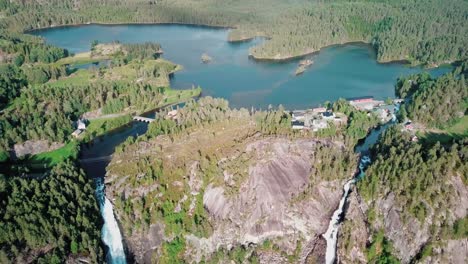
106;97;358;262
356;63;468;262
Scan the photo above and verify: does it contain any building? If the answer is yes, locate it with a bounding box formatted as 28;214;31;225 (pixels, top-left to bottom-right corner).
291;111;306;121
77;119;87;130
321;111;335;119
72;129;83;138
312;107;327;113
349;96;384;111
167;109;178;120
292;120;305;130
311;119;328;131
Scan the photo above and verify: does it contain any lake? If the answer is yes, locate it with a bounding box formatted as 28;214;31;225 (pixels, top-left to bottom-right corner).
31;24;451;109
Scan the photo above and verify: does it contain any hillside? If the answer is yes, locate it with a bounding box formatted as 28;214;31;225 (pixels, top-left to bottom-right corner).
104;97;359;262
339;63;468;264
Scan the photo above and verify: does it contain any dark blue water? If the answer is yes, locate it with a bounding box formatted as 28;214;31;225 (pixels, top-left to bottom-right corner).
31;24;452;109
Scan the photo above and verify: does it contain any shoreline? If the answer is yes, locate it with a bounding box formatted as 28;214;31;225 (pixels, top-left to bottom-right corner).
248;41;414;66
25;21;233;33
26;22;454;69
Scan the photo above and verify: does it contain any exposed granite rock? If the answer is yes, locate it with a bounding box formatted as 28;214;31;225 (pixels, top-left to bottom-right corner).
257;250;289;264
422;238;468;264
336;187;368;264
302;235;327;264
188;138;345;262
125;223;165;264
13;140;64;158
366;175;468;263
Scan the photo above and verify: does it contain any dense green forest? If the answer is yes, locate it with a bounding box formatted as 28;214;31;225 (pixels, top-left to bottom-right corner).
0;161;104;263
0;41;199;155
358;126;467;262
396;61;467;129
0;0;466;65
356;63;468;262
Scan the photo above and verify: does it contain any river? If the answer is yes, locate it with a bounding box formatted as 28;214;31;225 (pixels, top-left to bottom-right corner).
30;24;450;263
323;104;399;264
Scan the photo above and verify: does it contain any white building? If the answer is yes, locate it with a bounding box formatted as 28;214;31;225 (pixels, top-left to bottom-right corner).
77;119;87;130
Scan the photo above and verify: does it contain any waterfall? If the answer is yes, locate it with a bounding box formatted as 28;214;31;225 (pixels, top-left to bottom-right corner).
95;178;127;264
322;156;371;264
323;103;399;263
323;178;356;264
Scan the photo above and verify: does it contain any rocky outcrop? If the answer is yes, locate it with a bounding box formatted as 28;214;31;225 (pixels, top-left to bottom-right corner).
337;187;368;264
13;140;64;158
422;238;468;264
335;176;467;264
187;138;345;262
301;235;327;264
125;224;165;264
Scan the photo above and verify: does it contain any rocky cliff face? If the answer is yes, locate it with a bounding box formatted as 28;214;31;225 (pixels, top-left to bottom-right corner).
187;138;345;262
105;118;357;263
340;174;468;264
337;187;368;264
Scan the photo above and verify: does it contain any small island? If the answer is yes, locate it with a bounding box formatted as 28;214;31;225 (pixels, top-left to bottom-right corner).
201;53;213;63
295;59;314;75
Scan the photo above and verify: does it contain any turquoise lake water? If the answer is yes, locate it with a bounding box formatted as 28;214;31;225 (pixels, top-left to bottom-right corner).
31;24;451;109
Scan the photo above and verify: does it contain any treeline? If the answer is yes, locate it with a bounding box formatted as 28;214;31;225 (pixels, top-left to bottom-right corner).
359;127;467;222
140;96;291;142
0;63;69;108
0;31;68;64
123;42;162;60
0;161;104;263
0;81;173;152
1;0;466;65
396;61;467;128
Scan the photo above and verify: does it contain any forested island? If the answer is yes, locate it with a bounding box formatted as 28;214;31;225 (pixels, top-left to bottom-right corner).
0;0;467;264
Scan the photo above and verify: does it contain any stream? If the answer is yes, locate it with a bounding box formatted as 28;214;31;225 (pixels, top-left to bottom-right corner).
323;104;399;264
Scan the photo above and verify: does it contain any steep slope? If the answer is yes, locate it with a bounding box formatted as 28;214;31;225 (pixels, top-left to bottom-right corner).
104;97;358;263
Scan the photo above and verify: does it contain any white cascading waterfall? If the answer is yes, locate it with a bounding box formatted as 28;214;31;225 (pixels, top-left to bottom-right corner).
322;155;370;264
323;103;399;263
323;178;355;264
95;178;127;264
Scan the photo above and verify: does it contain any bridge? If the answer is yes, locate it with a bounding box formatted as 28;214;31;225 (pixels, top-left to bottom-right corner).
133;116;155;123
79;155;113;164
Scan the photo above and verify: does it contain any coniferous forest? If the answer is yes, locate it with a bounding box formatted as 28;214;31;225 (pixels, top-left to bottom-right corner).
0;0;467;65
0;0;466;263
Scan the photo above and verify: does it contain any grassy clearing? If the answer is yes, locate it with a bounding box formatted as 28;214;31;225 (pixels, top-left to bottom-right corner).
105;58;181;87
418;116;468;144
28;141;79;168
44;69;93;88
82;115;133;142
54;51;108;66
160;87;202;107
